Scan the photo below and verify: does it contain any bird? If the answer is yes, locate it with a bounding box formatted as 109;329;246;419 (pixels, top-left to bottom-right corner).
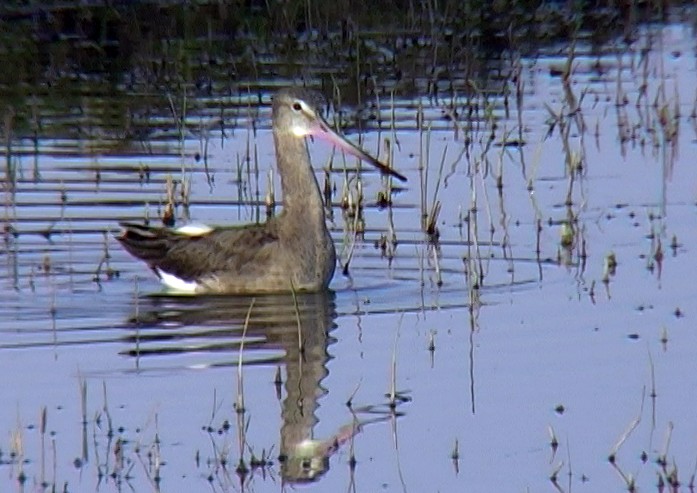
117;87;407;294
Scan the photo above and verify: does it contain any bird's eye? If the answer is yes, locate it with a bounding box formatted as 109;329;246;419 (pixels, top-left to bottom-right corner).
292;102;302;111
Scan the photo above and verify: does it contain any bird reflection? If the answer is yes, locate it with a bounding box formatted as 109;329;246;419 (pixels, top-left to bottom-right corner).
121;291;345;483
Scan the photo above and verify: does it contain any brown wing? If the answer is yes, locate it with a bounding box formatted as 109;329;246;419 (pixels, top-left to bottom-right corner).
117;222;280;282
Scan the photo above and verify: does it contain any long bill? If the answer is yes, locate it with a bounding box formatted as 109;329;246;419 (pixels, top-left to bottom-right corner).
311;116;407;182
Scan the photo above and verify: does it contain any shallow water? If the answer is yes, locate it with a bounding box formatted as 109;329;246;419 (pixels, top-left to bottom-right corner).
2;7;697;493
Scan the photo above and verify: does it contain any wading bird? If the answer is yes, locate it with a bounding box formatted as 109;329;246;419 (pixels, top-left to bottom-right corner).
117;87;406;294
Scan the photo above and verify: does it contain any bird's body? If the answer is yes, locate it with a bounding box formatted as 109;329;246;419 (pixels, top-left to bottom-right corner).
117;87;405;294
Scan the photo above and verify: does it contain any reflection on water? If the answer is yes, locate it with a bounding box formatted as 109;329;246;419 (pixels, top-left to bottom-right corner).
2;3;697;492
122;292;337;368
130;292;336;483
120;291;394;484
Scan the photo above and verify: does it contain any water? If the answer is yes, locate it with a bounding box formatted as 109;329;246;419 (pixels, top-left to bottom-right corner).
2;4;697;492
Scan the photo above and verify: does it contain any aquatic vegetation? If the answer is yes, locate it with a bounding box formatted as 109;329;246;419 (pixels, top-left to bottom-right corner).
1;2;697;492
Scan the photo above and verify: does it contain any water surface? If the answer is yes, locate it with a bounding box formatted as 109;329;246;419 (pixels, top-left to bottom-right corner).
2;4;697;492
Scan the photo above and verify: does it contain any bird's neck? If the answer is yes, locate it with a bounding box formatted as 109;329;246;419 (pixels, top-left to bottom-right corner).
274;131;326;222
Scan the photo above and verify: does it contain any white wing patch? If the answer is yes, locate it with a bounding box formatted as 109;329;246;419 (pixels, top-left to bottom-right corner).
175;223;213;236
156;268;200;293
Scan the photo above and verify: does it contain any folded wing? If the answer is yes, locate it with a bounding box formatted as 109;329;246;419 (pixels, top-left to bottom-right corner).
117;222;280;283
